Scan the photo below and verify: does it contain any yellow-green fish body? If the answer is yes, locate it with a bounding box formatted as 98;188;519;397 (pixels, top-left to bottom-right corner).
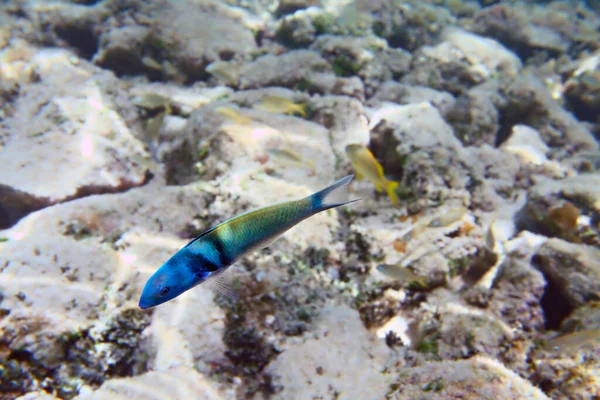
377;264;427;287
254;96;306;116
267;148;316;171
216;106;253;125
206;61;240;85
133;93;172;143
141;56;164;71
144;112;166;142
401;221;428;242
345;144;400;205
133;93;171;112
139;175;359;309
428;207;468;228
545;327;600;352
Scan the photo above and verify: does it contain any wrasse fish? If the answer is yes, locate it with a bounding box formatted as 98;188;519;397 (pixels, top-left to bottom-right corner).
253;95;306;116
545;327;600;352
215;106;253;125
267;148;316;171
133;93;172;143
376;264;427;287
428;207;468;228
139;175;359;309
133;93;172;112
345;144;400;205
205;61;240;85
395;212;426;246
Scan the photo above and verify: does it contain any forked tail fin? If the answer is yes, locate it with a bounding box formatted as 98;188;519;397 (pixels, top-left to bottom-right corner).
310;175;361;212
386;180;400;205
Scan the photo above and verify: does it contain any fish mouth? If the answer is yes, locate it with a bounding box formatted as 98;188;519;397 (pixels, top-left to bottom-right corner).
138;298;153;309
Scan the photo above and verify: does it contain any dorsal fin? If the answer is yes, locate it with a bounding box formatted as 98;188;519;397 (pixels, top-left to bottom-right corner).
184;225;218;249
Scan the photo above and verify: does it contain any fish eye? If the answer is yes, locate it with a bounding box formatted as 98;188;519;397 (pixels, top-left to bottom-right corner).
196;271;210;281
160;287;170;297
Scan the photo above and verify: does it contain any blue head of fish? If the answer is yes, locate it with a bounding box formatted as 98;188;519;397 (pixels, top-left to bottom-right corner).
139;250;211;309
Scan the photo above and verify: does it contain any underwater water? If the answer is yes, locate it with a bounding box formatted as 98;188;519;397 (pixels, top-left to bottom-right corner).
1;0;600;399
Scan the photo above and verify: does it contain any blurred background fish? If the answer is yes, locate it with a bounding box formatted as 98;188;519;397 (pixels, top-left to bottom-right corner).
345;144;400;205
266;147;316;172
376;264;428;287
253;95;306;116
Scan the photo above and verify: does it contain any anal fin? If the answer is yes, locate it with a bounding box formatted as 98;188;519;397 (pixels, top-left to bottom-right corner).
261;234;283;250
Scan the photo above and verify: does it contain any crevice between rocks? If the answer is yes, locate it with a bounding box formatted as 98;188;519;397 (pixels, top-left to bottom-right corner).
54;23;99;60
531;253;575;330
538;274;574;330
0;170;153;230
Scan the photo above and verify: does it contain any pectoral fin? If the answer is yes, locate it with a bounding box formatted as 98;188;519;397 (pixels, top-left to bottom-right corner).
206;268;239;300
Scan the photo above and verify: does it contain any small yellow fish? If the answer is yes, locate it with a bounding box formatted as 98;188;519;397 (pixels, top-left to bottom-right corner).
345;144;400;205
215;107;252;125
376;264;427;287
267;148;316;171
144;112;166;142
133;93;171;112
428;207;468;228
545;327;600;352
161;60;182;83
400;221;428;242
141;56;163;71
206;61;240;85
133;93;172;142
253;96;306;116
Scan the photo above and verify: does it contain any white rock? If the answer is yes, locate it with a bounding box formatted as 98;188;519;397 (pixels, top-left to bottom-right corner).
16;393;60;400
130;84;234;114
0;39;36;82
504;231;549;261
370;81;456;115
369;102;463;151
149;283;226;374
500;125;549;165
215;89;338;187
532;174;600;212
311;95;370;160
441;28;522;79
390;356;551;399
267;305;392;399
573;51;600;77
0;48;150;216
0;182;214;341
75;366;232;400
239;50;330;90
0;232;123;331
376;314;411;345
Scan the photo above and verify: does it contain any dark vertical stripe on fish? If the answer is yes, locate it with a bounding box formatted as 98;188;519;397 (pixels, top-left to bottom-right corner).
207;235;231;268
193;252;221;272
